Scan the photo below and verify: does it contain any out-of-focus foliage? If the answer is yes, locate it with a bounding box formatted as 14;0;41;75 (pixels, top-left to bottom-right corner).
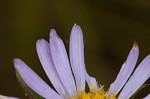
0;0;149;98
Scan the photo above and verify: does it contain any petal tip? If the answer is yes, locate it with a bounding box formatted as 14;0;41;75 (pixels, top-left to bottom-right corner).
13;58;20;64
13;58;22;69
74;23;77;26
36;39;47;46
37;39;44;43
36;39;42;45
72;24;81;30
50;29;57;38
71;25;82;36
133;41;139;50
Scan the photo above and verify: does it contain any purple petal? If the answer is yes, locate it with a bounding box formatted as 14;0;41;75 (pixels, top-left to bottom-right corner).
143;94;150;99
109;43;139;95
36;39;68;97
69;25;86;92
14;58;62;99
119;55;150;98
50;30;76;96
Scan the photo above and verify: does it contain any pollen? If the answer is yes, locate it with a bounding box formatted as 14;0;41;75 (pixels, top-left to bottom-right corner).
71;85;116;99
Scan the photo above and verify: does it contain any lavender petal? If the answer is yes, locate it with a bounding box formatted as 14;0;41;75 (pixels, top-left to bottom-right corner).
109;43;139;95
119;55;150;99
69;24;86;92
36;39;68;97
50;29;76;96
14;58;62;99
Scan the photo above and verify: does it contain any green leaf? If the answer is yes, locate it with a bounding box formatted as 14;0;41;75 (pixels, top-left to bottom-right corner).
129;83;150;99
16;71;44;99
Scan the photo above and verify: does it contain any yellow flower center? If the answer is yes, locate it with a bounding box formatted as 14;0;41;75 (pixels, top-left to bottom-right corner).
71;85;116;99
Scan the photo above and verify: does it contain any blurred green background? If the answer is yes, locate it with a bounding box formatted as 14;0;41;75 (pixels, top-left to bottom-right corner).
0;0;150;98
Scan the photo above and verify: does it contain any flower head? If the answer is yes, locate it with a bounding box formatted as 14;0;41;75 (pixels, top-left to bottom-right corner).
14;24;150;99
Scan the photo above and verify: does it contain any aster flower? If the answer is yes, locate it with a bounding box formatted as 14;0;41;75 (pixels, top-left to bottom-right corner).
14;24;150;99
